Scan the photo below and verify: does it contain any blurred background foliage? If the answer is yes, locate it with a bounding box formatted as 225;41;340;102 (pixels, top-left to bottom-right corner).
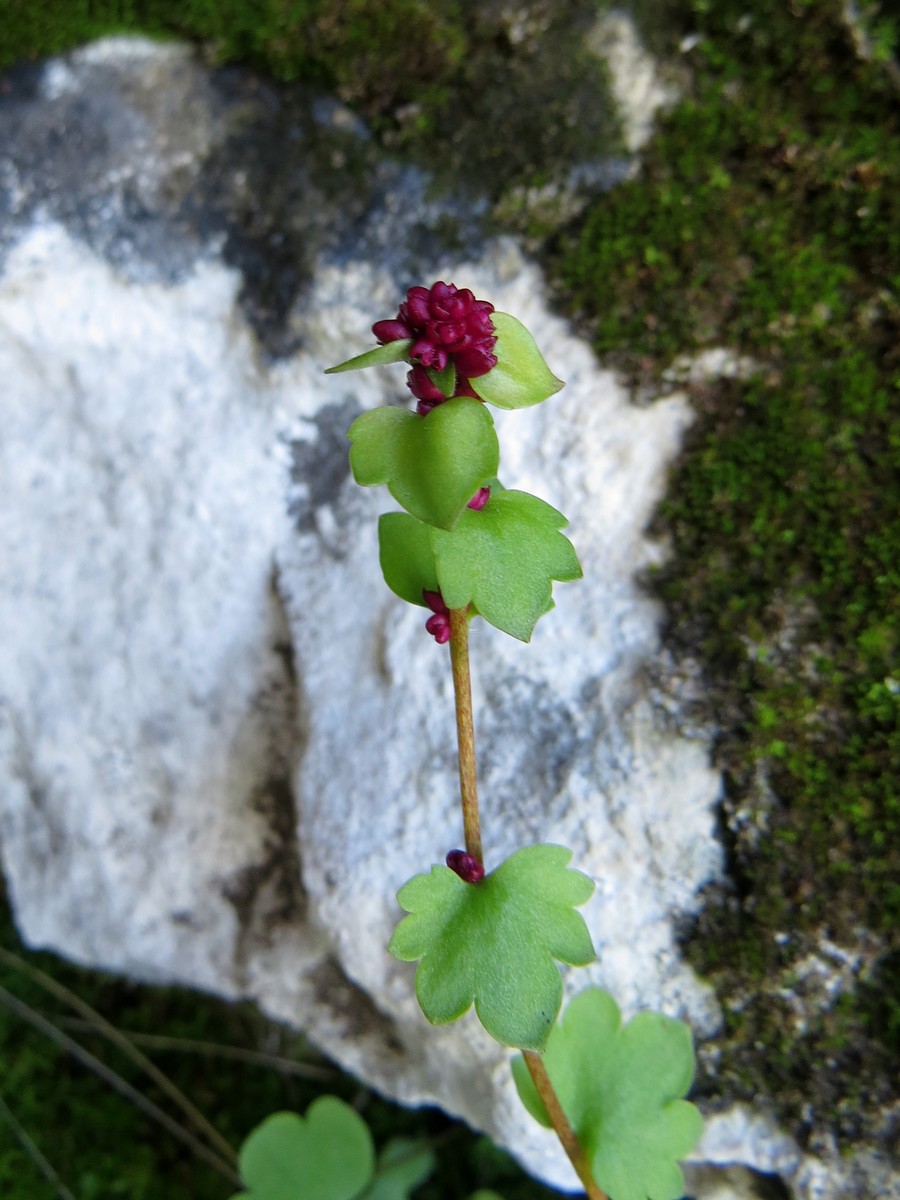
0;894;561;1200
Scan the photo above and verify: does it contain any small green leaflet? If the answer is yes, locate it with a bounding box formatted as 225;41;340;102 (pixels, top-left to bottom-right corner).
231;1097;374;1200
389;845;595;1051
377;491;581;641
359;1138;435;1200
470;313;563;410
426;360;457;398
325;339;413;374
511;989;704;1200
348;398;499;530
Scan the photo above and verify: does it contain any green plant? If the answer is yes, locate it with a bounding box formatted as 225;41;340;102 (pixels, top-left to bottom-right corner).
240;281;704;1200
231;1098;435;1200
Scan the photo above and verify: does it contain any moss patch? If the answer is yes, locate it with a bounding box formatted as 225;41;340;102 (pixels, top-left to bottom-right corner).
558;0;899;1149
0;0;622;204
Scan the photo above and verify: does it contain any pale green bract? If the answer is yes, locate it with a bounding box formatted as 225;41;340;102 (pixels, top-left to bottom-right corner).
388;845;595;1051
324;339;413;373
511;989;704;1200
231;1097;374;1200
348;398;499;531
468;313;563;409
378;512;441;606
431;490;581;641
426;359;457;398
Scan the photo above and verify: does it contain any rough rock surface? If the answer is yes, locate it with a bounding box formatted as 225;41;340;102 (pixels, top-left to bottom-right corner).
0;35;890;1200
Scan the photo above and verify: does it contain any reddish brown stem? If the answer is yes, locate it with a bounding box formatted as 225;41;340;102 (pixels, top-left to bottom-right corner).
523;1052;607;1200
448;613;602;1198
448;607;483;865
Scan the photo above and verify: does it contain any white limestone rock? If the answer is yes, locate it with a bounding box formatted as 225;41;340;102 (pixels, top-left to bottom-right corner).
587;10;679;153
0;212;724;1188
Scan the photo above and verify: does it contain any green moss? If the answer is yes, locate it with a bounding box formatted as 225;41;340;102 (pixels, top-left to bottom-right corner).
0;0;460;94
0;0;621;203
556;0;899;1145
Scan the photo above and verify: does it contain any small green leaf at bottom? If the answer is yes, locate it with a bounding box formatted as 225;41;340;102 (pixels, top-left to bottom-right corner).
389;845;595;1051
232;1096;374;1200
378;512;440;607
359;1137;435;1200
511;989;703;1200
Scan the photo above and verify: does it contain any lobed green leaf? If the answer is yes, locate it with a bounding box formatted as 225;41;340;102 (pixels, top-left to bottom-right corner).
348;398;499;530
470;313;563;409
377;490;580;639
233;1096;374;1200
325;339;413;373
511;989;704;1200
431;490;582;641
389;845;595;1051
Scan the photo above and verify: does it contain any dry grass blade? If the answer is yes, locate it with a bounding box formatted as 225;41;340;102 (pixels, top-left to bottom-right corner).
0;1089;79;1200
0;983;241;1187
55;1019;338;1081
0;946;237;1166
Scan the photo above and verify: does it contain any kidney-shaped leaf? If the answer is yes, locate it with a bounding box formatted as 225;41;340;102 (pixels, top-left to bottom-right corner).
348;398;499;530
389;845;595;1051
512;989;703;1200
431;490;581;641
470;313;563;410
233;1096;374;1200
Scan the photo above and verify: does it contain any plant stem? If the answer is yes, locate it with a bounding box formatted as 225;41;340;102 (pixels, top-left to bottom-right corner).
448;607;483;865
523;1051;607;1200
447;610;601;1198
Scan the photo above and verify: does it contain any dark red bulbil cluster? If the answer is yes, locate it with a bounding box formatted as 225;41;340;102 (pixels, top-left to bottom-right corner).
446;849;485;884
423;590;451;644
373;282;497;413
405;366;480;414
